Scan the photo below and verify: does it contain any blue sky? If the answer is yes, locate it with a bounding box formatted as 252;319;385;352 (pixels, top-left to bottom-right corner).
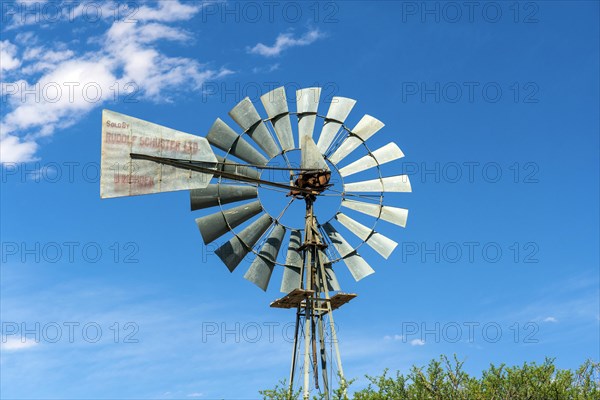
1;1;599;398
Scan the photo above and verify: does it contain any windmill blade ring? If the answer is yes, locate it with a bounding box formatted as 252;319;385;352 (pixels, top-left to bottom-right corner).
193;85;410;284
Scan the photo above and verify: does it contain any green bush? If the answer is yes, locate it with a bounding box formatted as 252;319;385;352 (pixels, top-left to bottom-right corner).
261;356;600;400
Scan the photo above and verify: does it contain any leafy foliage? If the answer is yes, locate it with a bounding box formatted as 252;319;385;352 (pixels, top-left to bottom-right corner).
259;376;353;400
261;356;600;400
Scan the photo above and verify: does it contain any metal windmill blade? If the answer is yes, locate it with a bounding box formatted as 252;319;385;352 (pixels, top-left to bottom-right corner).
206;118;268;166
344;175;412;193
341;199;408;228
322;222;375;281
215;213;273;272
334;213;398;259
281;229;303;293
261;87;295;151
338;142;404;177
318;249;341;291
244;224;286;291
229;97;281;159
316;96;357;154
190;184;257;210
196;200;263;244
328;115;385;165
296;87;321;147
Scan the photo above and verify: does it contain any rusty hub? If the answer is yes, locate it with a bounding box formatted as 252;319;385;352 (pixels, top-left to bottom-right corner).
289;171;332;199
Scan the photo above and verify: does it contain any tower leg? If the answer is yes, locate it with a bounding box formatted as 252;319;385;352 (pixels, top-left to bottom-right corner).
318;313;330;399
288;306;301;397
317;258;346;395
303;314;311;399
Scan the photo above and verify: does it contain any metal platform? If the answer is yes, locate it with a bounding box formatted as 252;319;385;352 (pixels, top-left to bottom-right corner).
329;293;357;310
271;289;357;310
271;289;315;309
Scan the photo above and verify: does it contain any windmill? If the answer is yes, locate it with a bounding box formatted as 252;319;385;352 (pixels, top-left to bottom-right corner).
100;86;411;398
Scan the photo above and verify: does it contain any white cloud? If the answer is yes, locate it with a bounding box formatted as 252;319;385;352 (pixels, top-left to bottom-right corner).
1;336;39;351
135;1;203;22
0;0;232;164
0;40;21;72
252;63;280;74
137;23;192;43
0;133;38;163
3;59;118;138
410;339;425;346
543;316;558;323
248;29;324;57
384;334;404;341
187;393;203;398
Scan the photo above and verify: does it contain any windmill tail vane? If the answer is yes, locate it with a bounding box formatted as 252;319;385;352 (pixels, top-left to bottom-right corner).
100;86;411;398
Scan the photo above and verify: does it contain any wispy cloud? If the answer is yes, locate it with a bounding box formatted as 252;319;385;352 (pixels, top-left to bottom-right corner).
1;336;39;351
252;63;280;74
543;316;558;323
247;28;324;57
134;1;202;22
384;334;404;341
0;0;232;164
383;335;425;346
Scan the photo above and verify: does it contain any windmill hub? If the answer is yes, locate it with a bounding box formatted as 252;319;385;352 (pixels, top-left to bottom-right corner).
290;170;332;198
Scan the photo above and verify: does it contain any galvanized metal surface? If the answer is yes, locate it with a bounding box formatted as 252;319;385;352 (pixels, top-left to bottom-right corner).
324;265;341;291
335;213;398;259
344;175;412;193
261;87;295;151
341;199;408;228
281;229;303;293
206;118;268;166
296;87;321;147
328;115;385;165
322;222;375;281
195;200;263;244
281;265;302;294
244;224;286;291
344;200;407;227
339;142;404;177
316;97;357;154
319;250;341;291
301;136;330;171
100;109;216;199
190;184;257;210
215;213;272;272
229;97;280;158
